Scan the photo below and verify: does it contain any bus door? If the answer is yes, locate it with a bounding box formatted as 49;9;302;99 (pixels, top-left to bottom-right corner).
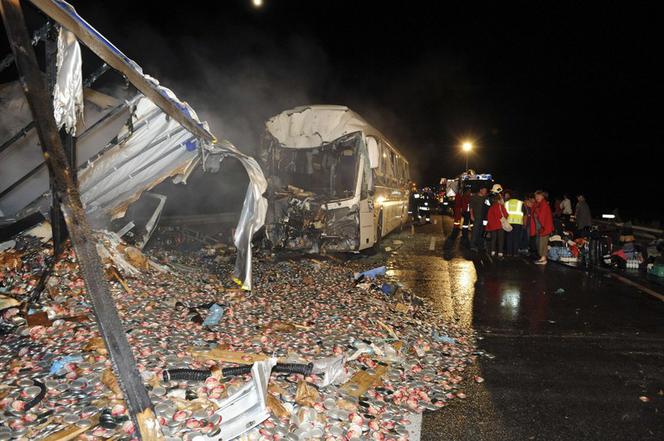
358;158;375;250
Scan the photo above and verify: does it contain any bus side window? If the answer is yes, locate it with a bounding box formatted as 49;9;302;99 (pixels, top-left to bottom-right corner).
382;143;391;178
393;156;400;183
381;143;389;177
366;136;380;169
377;142;384;176
396;157;404;183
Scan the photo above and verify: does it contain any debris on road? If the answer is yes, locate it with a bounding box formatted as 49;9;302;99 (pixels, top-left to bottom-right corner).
0;225;477;440
354;265;387;281
431;331;456;345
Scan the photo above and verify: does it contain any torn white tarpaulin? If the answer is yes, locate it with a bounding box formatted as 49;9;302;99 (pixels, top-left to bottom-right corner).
78;96;201;226
53;27;83;135
204;141;268;291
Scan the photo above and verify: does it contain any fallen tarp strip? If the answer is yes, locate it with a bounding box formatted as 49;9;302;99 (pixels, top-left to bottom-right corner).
203;140;268;291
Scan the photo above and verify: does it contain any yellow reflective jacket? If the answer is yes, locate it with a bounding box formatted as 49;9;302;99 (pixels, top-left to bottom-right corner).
505;199;524;225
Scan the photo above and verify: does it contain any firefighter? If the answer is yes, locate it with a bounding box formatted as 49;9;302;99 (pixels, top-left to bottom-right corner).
470;186;489;251
504;191;525;257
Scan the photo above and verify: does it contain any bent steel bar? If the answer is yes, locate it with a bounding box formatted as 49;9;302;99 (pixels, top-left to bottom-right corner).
83;62;109;88
594;219;663;236
0;20;50;72
29;0;215;144
0;63;110;156
0;161;45;200
0;1;161;439
0;120;35;155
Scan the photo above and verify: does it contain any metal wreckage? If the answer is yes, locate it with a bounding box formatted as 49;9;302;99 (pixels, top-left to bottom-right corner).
1;0;266;438
262;126;369;253
0;2;427;441
0;2;268;288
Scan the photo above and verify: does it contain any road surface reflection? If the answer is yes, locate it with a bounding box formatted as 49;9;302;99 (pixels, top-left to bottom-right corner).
387;253;477;330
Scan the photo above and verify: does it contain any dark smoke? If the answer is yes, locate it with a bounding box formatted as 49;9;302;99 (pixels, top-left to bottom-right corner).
143;25;334;214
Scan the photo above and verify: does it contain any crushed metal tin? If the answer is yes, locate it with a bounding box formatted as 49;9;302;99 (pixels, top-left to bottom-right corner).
0;228;477;440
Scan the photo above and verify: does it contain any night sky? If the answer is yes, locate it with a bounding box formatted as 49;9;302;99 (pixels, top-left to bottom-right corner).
2;1;662;221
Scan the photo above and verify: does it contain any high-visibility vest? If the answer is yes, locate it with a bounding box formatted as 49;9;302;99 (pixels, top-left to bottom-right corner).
505;199;524;225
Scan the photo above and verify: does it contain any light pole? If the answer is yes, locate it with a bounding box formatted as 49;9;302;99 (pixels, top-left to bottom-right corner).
461;141;473;171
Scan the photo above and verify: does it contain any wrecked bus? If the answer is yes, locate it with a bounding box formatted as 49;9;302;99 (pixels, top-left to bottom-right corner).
262;105;410;252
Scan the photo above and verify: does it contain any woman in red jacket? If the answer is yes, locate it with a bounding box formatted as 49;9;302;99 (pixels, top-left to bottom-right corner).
534;190;554;265
524;195;538;255
486;194;509;257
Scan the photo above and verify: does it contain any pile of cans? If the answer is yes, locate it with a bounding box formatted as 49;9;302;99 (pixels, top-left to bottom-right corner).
0;232;476;440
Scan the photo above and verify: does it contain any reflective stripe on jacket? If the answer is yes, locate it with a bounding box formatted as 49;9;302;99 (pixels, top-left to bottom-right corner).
505;199;524;225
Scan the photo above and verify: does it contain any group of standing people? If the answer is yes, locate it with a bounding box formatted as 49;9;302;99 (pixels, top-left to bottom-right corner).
555;194;592;232
455;186;592;265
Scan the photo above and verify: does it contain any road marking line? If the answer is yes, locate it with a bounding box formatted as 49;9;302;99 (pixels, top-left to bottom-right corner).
609;273;664;302
429;237;436;251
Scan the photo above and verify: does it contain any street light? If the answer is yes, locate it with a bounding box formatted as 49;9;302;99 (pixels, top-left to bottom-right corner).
461;141;473;171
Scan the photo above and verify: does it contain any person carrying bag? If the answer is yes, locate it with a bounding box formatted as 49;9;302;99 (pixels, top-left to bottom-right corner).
486;194;509;256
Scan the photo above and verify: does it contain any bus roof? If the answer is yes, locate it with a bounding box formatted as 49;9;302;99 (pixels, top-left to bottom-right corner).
265;105;407;162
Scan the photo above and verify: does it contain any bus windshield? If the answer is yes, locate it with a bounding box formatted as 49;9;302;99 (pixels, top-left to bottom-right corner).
275;132;360;199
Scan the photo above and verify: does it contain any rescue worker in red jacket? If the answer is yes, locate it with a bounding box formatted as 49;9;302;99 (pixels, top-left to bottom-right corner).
486;193;509;257
454;189;471;241
534;190;554;265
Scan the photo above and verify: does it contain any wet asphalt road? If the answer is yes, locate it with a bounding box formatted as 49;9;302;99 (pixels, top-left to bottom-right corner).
383;216;664;441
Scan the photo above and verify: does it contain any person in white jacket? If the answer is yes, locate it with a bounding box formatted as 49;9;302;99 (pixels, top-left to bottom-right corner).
560;194;573;222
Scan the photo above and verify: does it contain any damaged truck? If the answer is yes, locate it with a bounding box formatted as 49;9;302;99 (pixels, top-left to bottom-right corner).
261;105;410;253
0;0;267;290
